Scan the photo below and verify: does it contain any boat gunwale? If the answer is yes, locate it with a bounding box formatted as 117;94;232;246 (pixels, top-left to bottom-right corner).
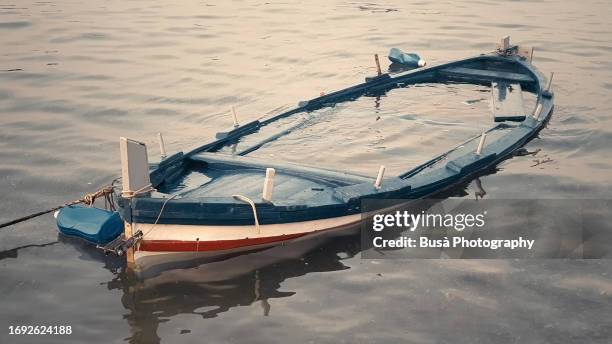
117;52;554;226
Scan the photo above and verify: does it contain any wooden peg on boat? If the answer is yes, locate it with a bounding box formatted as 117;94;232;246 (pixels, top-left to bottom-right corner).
530;47;534;63
546;72;554;91
231;106;240;128
498;36;510;51
262;168;275;202
476;132;487;156
517;45;532;62
374;165;386;190
158;132;167;160
533;103;543;119
374;54;382;76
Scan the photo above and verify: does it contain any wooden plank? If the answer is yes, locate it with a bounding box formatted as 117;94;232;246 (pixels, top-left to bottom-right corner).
125;222;135;268
491;82;526;122
440;67;535;83
120;137;151;194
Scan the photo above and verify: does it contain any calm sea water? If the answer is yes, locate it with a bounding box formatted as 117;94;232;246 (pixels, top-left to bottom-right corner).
1;1;611;343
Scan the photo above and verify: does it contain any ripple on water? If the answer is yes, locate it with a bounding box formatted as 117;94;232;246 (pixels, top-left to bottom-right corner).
0;20;30;29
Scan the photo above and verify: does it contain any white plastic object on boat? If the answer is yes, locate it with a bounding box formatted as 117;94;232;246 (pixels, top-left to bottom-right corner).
158;132;167;160
262;168;275;202
374;165;386;190
476;132;487;155
491;82;525;122
120;137;151;197
388;48;426;68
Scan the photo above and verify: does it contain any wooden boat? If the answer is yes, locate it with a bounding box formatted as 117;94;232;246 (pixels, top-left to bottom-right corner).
57;38;555;272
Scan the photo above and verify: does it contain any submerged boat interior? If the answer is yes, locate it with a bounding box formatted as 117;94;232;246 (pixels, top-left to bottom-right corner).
116;46;554;226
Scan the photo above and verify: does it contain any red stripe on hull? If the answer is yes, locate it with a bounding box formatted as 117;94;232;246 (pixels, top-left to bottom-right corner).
138;233;306;252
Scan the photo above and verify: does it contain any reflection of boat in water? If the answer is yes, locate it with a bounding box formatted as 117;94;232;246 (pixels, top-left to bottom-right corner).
98;231;362;343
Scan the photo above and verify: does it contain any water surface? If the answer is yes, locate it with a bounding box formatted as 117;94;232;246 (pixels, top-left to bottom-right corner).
1;1;611;343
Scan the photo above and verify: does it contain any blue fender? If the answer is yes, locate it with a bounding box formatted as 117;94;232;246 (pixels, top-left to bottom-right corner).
56;206;124;245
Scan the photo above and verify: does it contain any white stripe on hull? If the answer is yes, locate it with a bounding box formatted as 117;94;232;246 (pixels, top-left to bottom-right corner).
133;215;362;275
130;199;423;274
133;214;361;242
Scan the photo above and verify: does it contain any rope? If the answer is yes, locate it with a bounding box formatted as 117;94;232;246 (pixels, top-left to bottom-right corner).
141;194;178;238
139;193;260;241
232;194;261;234
121;183;154;198
0;185;116;230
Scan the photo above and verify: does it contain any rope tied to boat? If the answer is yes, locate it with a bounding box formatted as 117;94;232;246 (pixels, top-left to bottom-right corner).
0;184;117;230
99;193;177;257
232;194;261;234
120;183;155;199
141;194;178;238
100;183;170;256
82;186;116;210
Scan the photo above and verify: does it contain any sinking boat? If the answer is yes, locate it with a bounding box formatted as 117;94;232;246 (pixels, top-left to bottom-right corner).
56;37;554;271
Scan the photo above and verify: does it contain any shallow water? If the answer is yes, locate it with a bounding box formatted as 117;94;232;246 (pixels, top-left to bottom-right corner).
0;1;611;343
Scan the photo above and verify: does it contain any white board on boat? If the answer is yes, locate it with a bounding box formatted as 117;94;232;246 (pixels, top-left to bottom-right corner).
490;82;526;122
120;137;151;195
